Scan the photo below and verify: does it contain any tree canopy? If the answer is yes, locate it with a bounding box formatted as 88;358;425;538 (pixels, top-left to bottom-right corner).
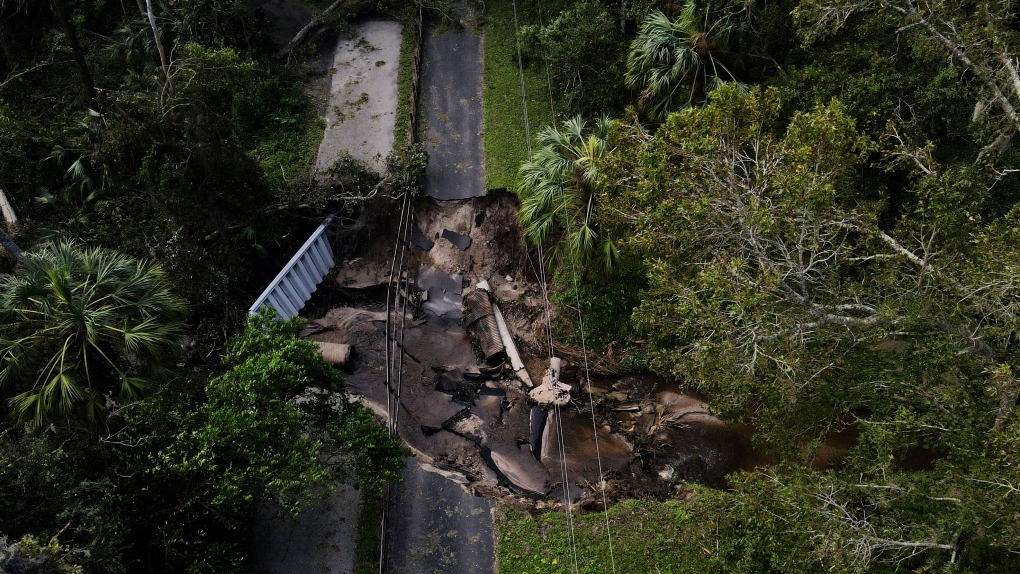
0;240;185;426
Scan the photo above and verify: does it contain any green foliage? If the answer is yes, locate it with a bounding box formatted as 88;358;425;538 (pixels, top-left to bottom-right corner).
351;484;385;574
520;2;627;117
387;142;429;197
0;313;404;574
482;0;556;190
393;4;420;148
551;265;647;351
0;534;85;574
625;1;753;121
0;240;185;426
499;460;1020;572
579;80;1020;566
114;313;403;572
516;115;619;273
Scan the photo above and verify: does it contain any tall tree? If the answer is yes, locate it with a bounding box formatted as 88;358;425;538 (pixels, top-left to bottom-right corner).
0;240;185;425
796;0;1020;153
625;1;749;121
50;0;96;106
593;84;1020;567
516;115;619;273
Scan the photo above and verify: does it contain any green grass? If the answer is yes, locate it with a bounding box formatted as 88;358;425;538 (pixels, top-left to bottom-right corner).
497;499;712;574
393;6;420;149
482;0;557;191
351;485;385;574
250;94;325;189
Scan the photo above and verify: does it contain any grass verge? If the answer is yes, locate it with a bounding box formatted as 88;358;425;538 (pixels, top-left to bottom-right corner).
481;0;556;191
497;498;708;574
351;484;385;574
393;6;420;149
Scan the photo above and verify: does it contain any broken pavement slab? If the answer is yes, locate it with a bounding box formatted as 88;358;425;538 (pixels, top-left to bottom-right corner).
411;223;434;251
416;264;463;319
482;447;551;498
441;229;473;250
443;412;487;443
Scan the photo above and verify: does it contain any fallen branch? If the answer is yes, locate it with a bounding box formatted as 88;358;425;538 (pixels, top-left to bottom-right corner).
275;0;370;59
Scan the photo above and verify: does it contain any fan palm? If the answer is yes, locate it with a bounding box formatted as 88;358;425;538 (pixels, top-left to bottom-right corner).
517;115;619;274
625;2;749;122
0;240;185;426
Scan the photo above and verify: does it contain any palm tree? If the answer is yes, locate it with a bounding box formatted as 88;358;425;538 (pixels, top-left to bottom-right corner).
516;115;619;274
0;240;185;426
625;2;748;122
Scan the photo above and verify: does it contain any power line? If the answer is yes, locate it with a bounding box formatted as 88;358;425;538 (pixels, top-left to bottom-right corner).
511;1;581;572
536;3;618;572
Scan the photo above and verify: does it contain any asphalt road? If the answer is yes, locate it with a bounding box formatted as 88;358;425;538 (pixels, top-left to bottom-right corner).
385;459;495;574
421;30;486;200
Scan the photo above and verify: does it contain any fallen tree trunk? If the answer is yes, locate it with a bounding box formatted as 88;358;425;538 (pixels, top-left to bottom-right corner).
275;0;373;59
0;184;17;229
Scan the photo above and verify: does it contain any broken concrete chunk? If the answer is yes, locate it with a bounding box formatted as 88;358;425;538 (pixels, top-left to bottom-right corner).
433;368;478;403
441;229;473;250
417;264;463;319
478;382;507;397
420;462;472;485
443;413;487;443
529;381;572;407
411;223;434;251
415;391;471;431
465;364;502;379
421;424;444;436
529;357;571;406
482;447;551;498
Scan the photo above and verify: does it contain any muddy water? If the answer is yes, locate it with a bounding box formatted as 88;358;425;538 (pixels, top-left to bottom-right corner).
590;374;771;489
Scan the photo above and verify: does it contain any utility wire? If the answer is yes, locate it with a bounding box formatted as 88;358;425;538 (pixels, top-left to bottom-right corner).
537;3;618;572
511;2;581;572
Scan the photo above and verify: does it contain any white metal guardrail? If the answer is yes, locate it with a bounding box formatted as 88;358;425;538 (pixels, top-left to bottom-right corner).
249;215;335;320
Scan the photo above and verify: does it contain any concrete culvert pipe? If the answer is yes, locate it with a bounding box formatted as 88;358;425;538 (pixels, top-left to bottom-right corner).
315;341;352;367
463;289;505;360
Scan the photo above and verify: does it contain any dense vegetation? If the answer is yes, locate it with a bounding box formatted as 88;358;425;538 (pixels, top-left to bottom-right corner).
506;0;1020;571
3;0;1019;570
0;0;409;571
